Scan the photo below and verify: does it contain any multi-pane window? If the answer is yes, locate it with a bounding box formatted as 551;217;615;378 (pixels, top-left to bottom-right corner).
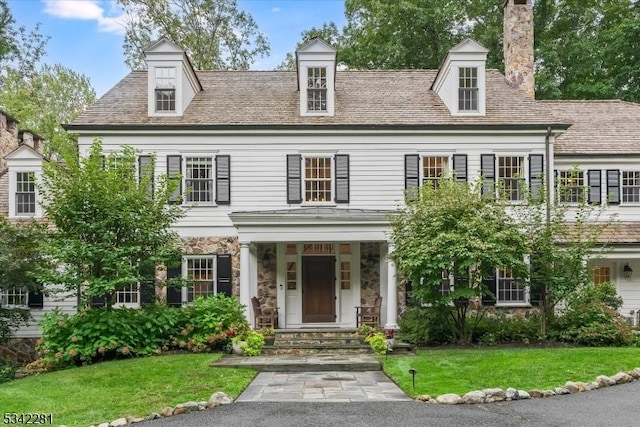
438;270;452;296
593;266;611;285
116;284;139;305
497;156;524;201
304;157;332;202
15;172;36;215
186;157;213;203
307;67;327;111
497;267;526;303
423;157;448;188
186;257;215;302
622;171;640;203
458;67;478;111
155;67;176;112
557;170;585;203
0;288;28;306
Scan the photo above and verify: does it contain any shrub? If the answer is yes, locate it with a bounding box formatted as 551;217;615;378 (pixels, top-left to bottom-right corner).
0;361;17;383
364;332;388;355
473;312;540;345
238;330;265;356
398;307;453;346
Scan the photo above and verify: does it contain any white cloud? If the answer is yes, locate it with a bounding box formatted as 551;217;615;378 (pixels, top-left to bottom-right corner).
42;0;129;35
272;7;280;13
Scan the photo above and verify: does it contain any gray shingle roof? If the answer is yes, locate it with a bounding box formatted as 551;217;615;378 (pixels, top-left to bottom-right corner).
541;100;640;155
69;69;564;128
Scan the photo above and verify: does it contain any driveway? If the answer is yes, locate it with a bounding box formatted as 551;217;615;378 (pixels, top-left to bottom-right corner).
139;380;640;427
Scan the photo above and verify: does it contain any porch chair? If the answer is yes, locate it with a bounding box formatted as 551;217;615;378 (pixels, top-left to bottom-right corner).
251;296;279;329
355;295;382;327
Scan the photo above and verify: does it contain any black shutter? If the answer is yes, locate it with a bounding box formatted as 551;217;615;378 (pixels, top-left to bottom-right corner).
529;154;544;201
90;296;106;308
529;254;543;307
138;155;154;196
481;273;496;305
139;280;155;306
334;154;350;203
167;155;182;204
287;154;302;204
216;254;232;297
166;265;183;307
453;154;467;182
481;154;495;199
27;289;44;309
216;155;231;205
607;169;620;204
588;170;602;205
404;154;420;200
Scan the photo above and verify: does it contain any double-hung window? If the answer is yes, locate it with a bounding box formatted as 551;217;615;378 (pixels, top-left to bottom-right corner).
497;267;526;304
304;156;332;202
622;171;640;203
497;156;524;201
458;67;478;112
592;266;611;285
15;171;36;215
186;257;216;302
186;157;214;203
166;154;230;205
155;67;176;112
423;156;448;188
557;170;585;203
307;67;327;112
0;287;28;306
115;284;139;305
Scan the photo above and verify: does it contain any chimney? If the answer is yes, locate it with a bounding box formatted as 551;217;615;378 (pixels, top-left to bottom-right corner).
503;0;535;99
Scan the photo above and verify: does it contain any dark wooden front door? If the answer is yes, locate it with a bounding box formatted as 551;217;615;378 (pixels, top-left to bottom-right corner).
302;255;336;323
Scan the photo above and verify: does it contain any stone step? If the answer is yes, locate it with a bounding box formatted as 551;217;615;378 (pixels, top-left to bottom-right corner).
211;354;382;372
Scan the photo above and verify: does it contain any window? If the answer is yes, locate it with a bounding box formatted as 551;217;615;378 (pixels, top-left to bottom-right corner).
497;156;524;201
593;266;611;285
438;270;452;296
186;257;215;302
423;156;448;188
458;67;478;111
307;67;327;111
115;284;139;305
557;170;585;203
0;287;28;306
15;171;36;215
497;267;526;304
186;157;213;203
622;171;640;203
155;67;176;112
304;157;332;202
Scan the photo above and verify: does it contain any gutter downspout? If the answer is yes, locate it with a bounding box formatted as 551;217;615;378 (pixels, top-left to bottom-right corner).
545;126;552;224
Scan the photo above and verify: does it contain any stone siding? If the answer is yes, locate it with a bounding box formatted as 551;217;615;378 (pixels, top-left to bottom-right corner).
503;0;535;98
360;242;381;306
182;236;240;297
0;338;38;363
256;243;278;314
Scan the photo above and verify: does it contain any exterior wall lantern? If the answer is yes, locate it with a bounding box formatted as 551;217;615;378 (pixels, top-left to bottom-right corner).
623;264;633;279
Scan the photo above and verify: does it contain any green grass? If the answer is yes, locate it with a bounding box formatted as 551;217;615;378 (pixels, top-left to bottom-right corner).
384;347;640;397
0;353;255;427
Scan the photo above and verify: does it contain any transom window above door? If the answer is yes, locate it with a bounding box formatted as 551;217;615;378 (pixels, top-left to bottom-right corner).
304;157;332;202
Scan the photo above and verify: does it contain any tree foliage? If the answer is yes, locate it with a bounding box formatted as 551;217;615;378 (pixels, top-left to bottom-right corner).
389;179;528;344
37;140;185;307
118;0;270;70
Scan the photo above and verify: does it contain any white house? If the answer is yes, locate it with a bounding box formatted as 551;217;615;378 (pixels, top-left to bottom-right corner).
2;0;640;344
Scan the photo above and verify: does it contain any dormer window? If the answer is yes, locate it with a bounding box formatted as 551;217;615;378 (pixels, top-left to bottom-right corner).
155;67;177;112
307;67;327;112
16;171;36;215
458;67;478;112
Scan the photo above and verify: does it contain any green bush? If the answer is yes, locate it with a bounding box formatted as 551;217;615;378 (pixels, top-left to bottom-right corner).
473;313;540;345
364;332;388;355
398;307;453;346
0;362;17;383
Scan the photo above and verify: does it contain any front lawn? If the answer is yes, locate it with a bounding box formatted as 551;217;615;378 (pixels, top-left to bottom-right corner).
0;353;255;427
384;347;640;397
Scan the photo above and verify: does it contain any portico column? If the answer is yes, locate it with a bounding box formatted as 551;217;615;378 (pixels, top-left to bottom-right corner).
239;241;251;325
385;242;399;330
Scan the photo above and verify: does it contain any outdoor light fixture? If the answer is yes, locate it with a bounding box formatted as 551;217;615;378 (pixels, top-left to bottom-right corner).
262;253;271;268
623;264;633;279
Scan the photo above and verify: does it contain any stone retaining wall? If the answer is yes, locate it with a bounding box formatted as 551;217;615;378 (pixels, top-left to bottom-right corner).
0;338;38;363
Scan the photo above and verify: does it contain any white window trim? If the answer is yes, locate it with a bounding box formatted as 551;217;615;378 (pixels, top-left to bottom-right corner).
420;154;452;186
621;170;640;205
299;65;335;117
301;154;336;206
114;283;140;308
556;169;586;205
181;255;218;303
453;64;486;117
9;169;43;218
495;267;529;307
148;65;181;117
0;287;29;308
496;154;527;202
180;154;217;206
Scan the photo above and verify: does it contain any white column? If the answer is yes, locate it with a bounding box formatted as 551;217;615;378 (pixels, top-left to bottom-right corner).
239;241;252;326
385;242;399;330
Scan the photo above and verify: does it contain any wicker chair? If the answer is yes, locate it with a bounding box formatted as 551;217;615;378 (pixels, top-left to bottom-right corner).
355;295;382;327
251;296;278;329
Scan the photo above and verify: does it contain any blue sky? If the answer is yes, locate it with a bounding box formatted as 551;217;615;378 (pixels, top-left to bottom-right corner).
8;0;346;96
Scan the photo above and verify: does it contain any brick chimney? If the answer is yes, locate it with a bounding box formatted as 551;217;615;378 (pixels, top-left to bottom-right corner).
503;0;535;99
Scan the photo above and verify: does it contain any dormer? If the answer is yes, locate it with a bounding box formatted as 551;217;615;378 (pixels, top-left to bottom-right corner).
5;144;46;218
431;38;489;117
296;39;337;117
144;38;202;117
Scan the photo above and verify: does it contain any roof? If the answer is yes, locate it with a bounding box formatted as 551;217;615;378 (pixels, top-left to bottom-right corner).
541;100;640;155
69;69;565;129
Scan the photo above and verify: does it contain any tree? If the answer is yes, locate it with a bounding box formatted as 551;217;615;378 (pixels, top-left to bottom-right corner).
37;140;185;308
0;218;48;343
0;65;96;158
118;0;269;70
389;179;528;344
276;22;344;70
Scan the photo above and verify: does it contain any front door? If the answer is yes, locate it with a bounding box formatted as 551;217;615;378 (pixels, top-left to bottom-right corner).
302;255;336;322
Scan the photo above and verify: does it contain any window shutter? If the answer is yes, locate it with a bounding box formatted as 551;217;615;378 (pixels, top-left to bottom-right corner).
481;154;495;199
139;280;155;305
90;296;106;308
287;154;302;204
404;154;420;200
216;254;232;297
138;155;154;196
215;155;231;205
452;154;467;182
529;154;544;201
334;154;349;203
99;155;106;169
481;273;496;305
166;265;183;307
607;169;620;204
166;155;182;204
587;170;602;205
27;289;44;309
